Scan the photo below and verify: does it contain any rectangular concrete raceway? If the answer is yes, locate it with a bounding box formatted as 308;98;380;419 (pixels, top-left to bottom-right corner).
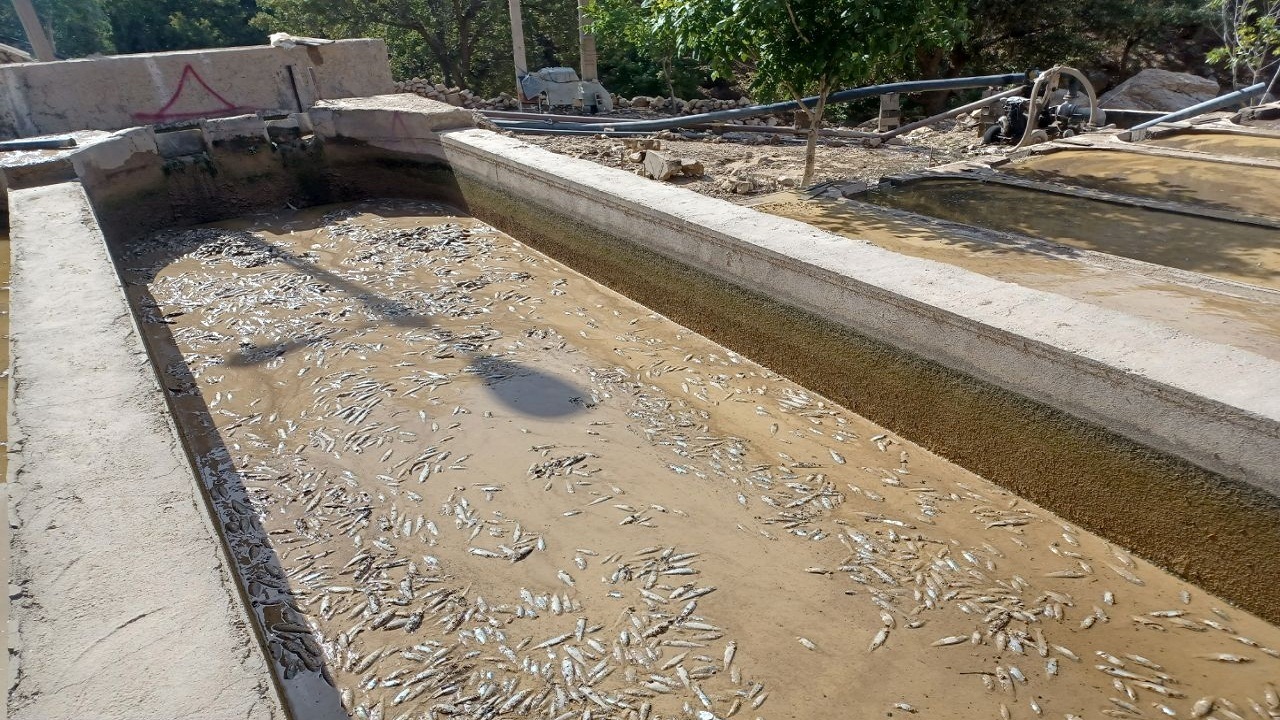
3;74;1279;717
6;183;283;719
438;127;1280;494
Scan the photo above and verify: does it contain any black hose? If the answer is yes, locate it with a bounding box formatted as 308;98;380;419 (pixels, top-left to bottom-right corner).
491;73;1025;134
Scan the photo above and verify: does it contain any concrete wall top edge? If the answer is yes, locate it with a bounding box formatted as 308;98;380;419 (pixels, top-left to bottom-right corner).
0;39;394;139
438;128;1280;428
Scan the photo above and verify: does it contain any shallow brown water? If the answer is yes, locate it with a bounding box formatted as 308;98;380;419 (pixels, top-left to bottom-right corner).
861;178;1280;291
758;196;1280;359
123;201;1280;720
1009;149;1280;220
1145;132;1280;161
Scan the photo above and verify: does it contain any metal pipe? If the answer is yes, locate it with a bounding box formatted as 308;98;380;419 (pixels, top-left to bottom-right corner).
878;86;1022;141
1131;82;1267;131
485;126;661;137
492;73;1024;133
485;110;608;123
0;136;76;150
701;123;882;139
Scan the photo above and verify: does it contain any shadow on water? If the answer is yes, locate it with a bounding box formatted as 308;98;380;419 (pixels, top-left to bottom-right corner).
110;202;593;716
118;280;348;717
466;355;590;418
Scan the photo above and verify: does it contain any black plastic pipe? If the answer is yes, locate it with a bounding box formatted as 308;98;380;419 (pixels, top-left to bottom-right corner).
491;73;1025;134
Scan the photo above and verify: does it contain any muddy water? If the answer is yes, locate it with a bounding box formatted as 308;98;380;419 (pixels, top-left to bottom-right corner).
123;200;1280;720
1009;149;1280;219
1145;132;1280;161
757;196;1280;359
861;178;1280;291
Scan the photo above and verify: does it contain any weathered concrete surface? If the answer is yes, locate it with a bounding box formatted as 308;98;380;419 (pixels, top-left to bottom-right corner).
0;39;394;139
311;94;477;157
6;182;282;719
439;128;1280;495
1100;68;1220;110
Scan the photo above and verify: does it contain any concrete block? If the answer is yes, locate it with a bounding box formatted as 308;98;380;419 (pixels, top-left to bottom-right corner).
642;150;681;181
310;94;475;158
155;128;206;157
201;114;269;145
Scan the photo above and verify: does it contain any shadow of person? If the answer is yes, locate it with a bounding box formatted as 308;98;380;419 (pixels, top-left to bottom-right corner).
465;355;590;419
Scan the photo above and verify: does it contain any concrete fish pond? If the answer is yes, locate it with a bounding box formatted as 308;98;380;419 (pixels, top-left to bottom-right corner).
4;61;1280;720
122;199;1280;719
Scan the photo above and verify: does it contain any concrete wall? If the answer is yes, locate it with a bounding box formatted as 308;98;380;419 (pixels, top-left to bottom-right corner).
6;181;284;720
0;39;394;139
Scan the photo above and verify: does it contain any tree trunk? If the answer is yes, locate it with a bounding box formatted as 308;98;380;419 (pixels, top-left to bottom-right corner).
663;56;676;105
916;47;949;115
802;83;829;187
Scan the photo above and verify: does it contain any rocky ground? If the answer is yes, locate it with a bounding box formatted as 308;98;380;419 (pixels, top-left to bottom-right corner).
517;121;992;202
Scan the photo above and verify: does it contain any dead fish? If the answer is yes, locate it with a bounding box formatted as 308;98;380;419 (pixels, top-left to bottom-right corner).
869;627;889;652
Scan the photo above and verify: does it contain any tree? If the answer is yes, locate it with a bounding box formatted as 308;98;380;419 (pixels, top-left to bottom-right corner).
0;0;113;57
1207;0;1280;89
105;0;262;54
657;0;964;185
588;0;686;102
253;0;503;90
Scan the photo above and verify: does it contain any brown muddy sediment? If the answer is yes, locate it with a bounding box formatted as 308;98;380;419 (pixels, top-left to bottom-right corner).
755;195;1280;360
856;178;1280;290
1008;149;1280;218
124;200;1280;720
1145;131;1280;161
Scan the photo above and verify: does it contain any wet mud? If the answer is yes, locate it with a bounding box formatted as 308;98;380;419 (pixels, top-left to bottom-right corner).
858;178;1280;291
122;201;1280;720
1145;132;1280;162
1007;149;1280;220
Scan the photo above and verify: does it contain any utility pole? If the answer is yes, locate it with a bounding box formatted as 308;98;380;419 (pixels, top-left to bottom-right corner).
508;0;528;99
577;0;598;82
10;0;55;61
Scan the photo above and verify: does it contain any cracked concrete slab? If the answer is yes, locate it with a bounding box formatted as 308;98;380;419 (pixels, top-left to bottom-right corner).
5;182;282;720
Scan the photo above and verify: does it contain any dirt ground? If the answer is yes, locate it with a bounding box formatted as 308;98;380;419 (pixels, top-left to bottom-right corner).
520;121;990;201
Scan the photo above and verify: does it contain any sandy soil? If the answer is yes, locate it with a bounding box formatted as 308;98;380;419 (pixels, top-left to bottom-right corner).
123;200;1280;720
519;123;986;202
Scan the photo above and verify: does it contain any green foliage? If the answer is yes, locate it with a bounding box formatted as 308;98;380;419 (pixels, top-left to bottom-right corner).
0;0;262;58
657;0;965;102
252;0;583;96
587;0;703;99
656;0;965;183
0;0;113;56
106;0;262;54
1207;0;1280;87
948;0;1209;76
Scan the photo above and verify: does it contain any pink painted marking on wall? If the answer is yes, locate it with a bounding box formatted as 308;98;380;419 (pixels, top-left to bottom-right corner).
133;64;253;122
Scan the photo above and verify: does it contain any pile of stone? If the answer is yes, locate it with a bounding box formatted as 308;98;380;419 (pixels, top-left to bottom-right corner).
621;95;752;112
608;139;705;182
393;79;790;125
394;78;521;110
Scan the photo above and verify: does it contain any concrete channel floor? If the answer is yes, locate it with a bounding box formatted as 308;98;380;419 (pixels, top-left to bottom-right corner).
6;183;282;719
113;199;1280;720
